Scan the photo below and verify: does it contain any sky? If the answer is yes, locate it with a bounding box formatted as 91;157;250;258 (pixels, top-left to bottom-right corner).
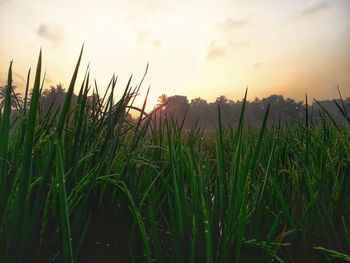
0;0;349;110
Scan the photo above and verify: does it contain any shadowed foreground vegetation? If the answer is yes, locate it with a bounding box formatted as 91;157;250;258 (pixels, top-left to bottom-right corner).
0;48;350;262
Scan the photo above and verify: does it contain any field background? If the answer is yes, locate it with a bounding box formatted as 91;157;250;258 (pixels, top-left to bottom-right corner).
0;50;350;262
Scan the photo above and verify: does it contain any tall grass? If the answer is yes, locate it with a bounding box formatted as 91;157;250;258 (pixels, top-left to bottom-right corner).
0;49;349;262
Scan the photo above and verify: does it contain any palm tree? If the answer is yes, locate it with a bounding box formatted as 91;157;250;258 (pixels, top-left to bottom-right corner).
156;94;168;110
40;83;79;114
215;95;228;105
40;83;66;114
42;83;66;101
0;85;23;110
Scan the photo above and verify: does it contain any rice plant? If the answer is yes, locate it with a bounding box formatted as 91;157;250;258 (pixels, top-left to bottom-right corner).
0;49;349;262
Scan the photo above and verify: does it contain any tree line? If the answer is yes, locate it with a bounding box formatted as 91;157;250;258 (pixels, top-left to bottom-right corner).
154;93;350;130
1;84;349;130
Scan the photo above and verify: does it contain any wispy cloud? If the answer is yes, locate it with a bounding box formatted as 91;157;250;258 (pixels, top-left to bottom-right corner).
45;73;54;85
206;39;249;61
0;71;25;88
253;62;262;70
206;41;226;60
228;40;249;49
37;23;63;45
216;17;249;32
0;0;11;6
301;1;331;17
135;28;162;50
13;72;25;84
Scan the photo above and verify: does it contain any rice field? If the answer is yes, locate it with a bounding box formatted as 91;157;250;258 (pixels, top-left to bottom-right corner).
0;48;349;262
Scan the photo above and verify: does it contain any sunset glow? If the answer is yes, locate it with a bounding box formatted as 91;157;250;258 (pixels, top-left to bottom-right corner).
1;0;349;111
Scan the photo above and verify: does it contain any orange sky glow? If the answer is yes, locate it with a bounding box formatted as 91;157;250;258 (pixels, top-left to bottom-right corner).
0;0;349;111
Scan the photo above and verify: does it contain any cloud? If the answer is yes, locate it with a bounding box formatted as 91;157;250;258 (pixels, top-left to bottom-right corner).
301;2;331;17
0;72;25;85
217;17;249;31
0;71;25;90
135;28;162;50
13;72;25;84
207;40;249;60
45;74;54;85
206;39;249;61
0;0;11;6
37;23;63;45
206;41;226;60
253;62;262;69
227;40;249;49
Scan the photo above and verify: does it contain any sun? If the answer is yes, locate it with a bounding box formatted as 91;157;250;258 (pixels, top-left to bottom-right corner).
129;93;159;118
145;95;160;112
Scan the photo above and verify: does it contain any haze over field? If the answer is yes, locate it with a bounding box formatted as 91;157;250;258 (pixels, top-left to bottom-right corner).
1;1;350;262
0;0;350;110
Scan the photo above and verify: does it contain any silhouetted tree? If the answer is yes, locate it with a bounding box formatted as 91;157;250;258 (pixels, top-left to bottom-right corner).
0;85;23;110
40;83;78;114
156;94;168;110
154;93;350;130
164;95;189;121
